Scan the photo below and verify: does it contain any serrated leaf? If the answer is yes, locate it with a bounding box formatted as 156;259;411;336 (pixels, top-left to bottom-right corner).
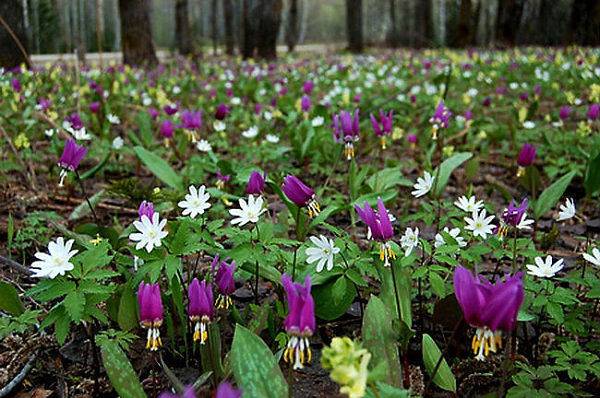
422;333;456;392
0;281;25;315
133;146;183;190
534;171;576;219
230;324;288;398
64;290;85;323
362;295;402;386
99;339;147;398
433;152;472;196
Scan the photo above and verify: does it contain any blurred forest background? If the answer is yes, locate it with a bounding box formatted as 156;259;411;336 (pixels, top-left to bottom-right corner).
1;0;599;68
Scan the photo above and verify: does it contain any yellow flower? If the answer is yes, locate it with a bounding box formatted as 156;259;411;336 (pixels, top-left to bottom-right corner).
321;337;371;398
14;133;30;149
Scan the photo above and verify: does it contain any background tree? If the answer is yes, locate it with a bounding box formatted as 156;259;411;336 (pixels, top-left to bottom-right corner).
455;0;472;47
285;0;299;52
496;0;524;46
386;0;400;47
0;0;30;69
242;0;281;59
118;0;157;65
346;0;363;52
568;0;600;46
414;0;432;47
175;0;193;55
223;0;235;55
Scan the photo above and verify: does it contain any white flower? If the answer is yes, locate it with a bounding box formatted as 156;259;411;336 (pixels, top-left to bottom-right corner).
311;116;324;127
229;195;267;226
31;237;78;278
583;247;600;267
516;212;534;230
231;97;241;105
112;136;124;150
454;195;484;213
411;171;435;198
523;121;536;129
172;85;181;94
213;120;226;132
129;213;168;253
196;139;212;152
556;198;576;222
400;227;419;257
265;134;280;143
242;126;259;138
305;235;340;272
44;129;55;137
263;111;273;121
526;255;564;278
435;227;467;248
65;125;92;141
178;185;211;218
464;209;496;239
107;113;121;124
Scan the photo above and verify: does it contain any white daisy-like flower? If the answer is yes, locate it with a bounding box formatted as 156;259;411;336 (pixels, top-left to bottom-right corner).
435;227;467;248
242;126;259;138
523;121;536;129
112;136;124;149
31;237;78;278
196;139;212;152
516;212;535;230
129;213;168;253
454;195;484;213
229;194;267;226
526;255;564;278
464;209;496;239
178;185;211;218
67;126;92;141
263;111;273;121
311;116;324;127
556;198;576;222
172;85;181;94
231;97;241;105
265;134;280;143
107;113;121;124
213;121;226;132
44;129;55;137
400;227;419;257
411;171;435;198
305;235;340;272
583;247;600;267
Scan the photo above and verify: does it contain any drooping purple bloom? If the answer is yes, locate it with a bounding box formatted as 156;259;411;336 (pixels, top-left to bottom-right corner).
370;111;393;149
282;274;315;370
215;103;230;120
453;266;524;360
407;133;418;144
517;143;536;168
559;105;571;121
302;80;314;95
300;95;311;112
11;78;21;92
216;171;230;190
215;259;236;309
57;139;87;186
246;171;266;195
519;92;529;102
148;107;160;120
180;110;202;130
215;381;242;398
482;96;492;107
282;175;320;218
138;200;154;220
158;385;197;398
37;98;51;112
164;104;178;115
188;278;214;344
138;282;164;350
332;110;360;159
501;198;528;227
89;101;101;114
160;120;175;139
533;84;542;97
65;113;84;130
587;103;599;121
429;101;452;138
355;198;396;266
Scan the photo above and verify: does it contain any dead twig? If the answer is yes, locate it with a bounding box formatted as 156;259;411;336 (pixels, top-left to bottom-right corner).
0;14;32;69
0;255;32;275
0;353;37;397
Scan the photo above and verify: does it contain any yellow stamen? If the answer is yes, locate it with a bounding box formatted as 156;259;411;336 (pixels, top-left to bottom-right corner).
380;137;387;150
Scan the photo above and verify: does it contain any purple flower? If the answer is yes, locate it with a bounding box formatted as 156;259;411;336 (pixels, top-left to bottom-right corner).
559;105;571;121
453;266;524;360
482;96;492;107
370;111;393;149
587;103;599;121
65;113;84;130
216;171;230;190
138;200;154;220
464;109;473;121
501;198;528;227
332;110;360;160
407;133;418;144
215;103;230;120
215;259;236;309
148;107;160;120
355;198;396;266
519;92;529;102
11;78;21;92
517;143;536;168
215;381;242;398
138;282;164;350
164;104;178;115
282;175;320;217
181;110;202;130
188;278;214;344
533;84;542;97
37;98;51;112
160;120;175;139
246;171;266;195
89;101;101;114
429;101;452;138
158;385;197;398
57;139;87;186
300;95;311;112
282;274;315;369
302;80;314;95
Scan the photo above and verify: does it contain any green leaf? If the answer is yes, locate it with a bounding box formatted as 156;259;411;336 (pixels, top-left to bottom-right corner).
534;171;576;219
362;296;402;386
69;189;105;221
0;281;25;315
99;339;147;398
584;153;600;196
230;324;288;398
381;266;413;328
133;146;183;190
433;152;472;196
367;167;412;192
135;111;154;147
313;275;356;320
64;290;86;323
429;272;446;298
422;334;456;392
118;286;139;331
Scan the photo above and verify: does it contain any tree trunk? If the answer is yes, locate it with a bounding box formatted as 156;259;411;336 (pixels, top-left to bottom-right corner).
414;0;432;47
285;0;299;52
568;0;600;46
223;0;234;55
0;0;30;69
255;0;282;59
211;0;218;55
455;0;471;47
241;0;253;58
118;0;157;66
496;0;524;46
346;0;363;52
386;0;400;47
175;0;192;55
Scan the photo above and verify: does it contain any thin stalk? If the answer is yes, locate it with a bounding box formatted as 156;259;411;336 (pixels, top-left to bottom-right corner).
253;223;261;304
292;206;301;280
87;321;101;395
340;250;363;318
512;227;518;273
75;170;99;224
